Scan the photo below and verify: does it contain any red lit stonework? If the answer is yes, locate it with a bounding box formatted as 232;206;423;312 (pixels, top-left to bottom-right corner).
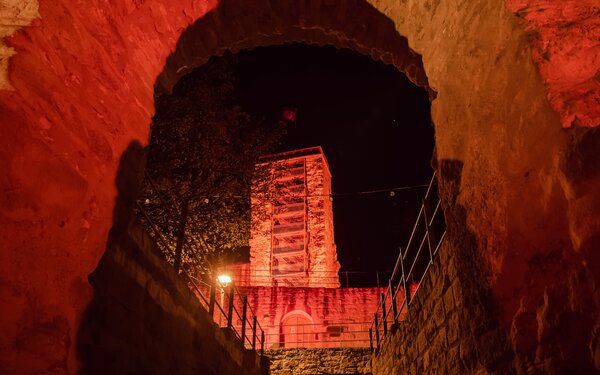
221;147;382;348
250;147;340;288
1;0;599;372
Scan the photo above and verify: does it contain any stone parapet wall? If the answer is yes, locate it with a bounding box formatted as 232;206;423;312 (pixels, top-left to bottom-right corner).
78;221;268;375
241;286;381;349
370;165;514;373
267;348;372;374
370;234;508;374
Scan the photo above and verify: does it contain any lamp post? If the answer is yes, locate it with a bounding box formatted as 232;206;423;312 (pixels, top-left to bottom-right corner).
217;274;232;326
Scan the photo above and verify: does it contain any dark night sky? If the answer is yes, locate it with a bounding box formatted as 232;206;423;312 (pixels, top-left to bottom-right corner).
233;43;434;278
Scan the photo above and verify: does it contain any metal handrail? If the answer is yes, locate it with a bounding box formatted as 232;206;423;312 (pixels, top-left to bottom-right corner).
218;269;393;287
256;321;374;348
135;174;266;355
368;172;446;354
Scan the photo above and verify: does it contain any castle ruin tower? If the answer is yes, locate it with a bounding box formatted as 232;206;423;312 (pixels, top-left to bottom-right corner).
249;147;341;288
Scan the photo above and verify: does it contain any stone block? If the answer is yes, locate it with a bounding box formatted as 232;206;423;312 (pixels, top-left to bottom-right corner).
424;321;437;343
428;262;440;282
437;326;448;348
445;257;459;281
446;312;460;345
447;345;461;372
423;349;430;370
433;300;446;327
416;330;428;355
443;288;455;313
450;279;465;306
430;276;445;300
409;361;417;375
437;242;451;268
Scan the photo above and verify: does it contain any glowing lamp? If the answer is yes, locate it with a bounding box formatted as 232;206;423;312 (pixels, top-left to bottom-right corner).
217;274;232;285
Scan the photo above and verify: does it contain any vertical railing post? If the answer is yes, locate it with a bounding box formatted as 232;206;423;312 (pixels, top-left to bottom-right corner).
261;330;265;355
369;328;374;354
381;293;388;336
227;286;235;330
252;316;257;350
399;247;410;309
389;279;398;324
374;313;380;349
241;296;248;344
208;282;216;318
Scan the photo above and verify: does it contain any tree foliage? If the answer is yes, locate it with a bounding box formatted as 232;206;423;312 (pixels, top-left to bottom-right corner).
137;54;285;274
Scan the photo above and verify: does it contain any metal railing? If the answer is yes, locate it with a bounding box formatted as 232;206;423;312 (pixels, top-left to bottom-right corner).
261;321;372;348
204;280;266;352
368;172;446;354
215;267;393;288
135;171;266;354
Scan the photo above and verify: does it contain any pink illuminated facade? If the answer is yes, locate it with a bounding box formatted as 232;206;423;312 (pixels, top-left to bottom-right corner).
250;146;340;288
222;147;381;349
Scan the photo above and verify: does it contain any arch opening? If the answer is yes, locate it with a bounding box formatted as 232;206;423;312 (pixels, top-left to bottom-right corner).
155;0;435;100
139;42;434;281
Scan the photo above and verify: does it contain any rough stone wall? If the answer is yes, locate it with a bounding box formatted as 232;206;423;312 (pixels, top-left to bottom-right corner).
306;154;340;288
267;348;372;375
0;0;599;373
248;150;340;288
372;158;599;374
371;0;600;371
79;219;268;375
241;286;380;349
504;0;600;128
0;0;39;89
371;234;506;375
249;196;273;286
0;1;218;372
370;237;512;374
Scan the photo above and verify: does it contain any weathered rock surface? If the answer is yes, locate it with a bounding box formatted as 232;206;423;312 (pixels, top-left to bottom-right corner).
0;0;598;373
505;0;600;128
267;348;371;375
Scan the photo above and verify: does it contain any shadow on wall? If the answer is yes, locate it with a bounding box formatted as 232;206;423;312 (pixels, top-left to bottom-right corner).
436;158;514;373
76;141;150;373
371;157;517;374
432;157;600;374
76;141;268;375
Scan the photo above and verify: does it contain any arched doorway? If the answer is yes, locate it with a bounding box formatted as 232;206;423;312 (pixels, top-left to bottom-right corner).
281;310;315;348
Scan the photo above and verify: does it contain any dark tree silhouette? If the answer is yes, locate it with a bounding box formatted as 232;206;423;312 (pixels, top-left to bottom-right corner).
138;54;285;275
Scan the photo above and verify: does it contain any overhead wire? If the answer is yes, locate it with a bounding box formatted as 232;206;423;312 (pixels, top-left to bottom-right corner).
142;182;431;203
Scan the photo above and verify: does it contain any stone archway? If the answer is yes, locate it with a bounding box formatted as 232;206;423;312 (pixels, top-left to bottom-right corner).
154;0;433;99
0;0;598;373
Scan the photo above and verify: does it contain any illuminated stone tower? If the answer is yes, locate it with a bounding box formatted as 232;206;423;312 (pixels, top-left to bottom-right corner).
249;146;340;288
